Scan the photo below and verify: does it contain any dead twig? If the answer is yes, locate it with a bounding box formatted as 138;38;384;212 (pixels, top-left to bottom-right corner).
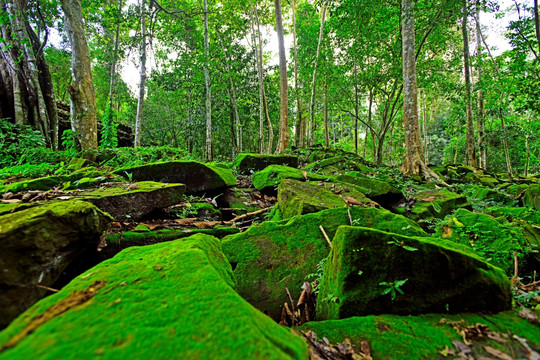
320;226;332;248
36;284;59;293
348;206;353;226
228;207;272;223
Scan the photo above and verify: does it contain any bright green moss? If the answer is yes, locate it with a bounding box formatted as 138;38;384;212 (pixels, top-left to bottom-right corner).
221;206;426;320
524;184;540;210
486;206;540;225
251;165;331;191
105;227;240;245
436;208;534;275
506;183;529;197
317;226;511;320
232;153;299;174
299;311;539;360
0;234;308;360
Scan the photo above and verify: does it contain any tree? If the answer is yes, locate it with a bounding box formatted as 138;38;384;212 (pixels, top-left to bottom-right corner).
134;0;148;147
274;0;289;152
462;0;477;167
401;0;440;180
60;0;98;150
203;0;212;160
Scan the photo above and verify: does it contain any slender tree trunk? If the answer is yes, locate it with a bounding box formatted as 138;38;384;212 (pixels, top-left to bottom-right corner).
421;88;429;163
309;0;328;146
253;5;273;153
204;0;212;160
292;0;303;148
475;2;486;169
534;0;540;55
525;132;530;177
353;64;359;154
108;0;123;113
61;0;98;151
134;0;147;147
324;78;329;148
499;110;513;176
274;0;289;152
462;0;477;167
249;7;264;153
401;0;439;180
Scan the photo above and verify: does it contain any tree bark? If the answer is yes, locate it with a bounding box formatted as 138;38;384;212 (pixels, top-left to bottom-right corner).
274;0;289;153
249;7;264;153
534;0;540;56
475;2;486;169
324;78;329;148
309;0;328;146
292;0;303;148
353;64;359;154
60;0;98;151
253;5;273;153
204;0;212;160
134;0;147;147
108;0;123;113
401;0;440;181
462;0;477;167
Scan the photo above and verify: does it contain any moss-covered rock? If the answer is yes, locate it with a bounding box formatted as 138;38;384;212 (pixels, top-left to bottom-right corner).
251;165;330;191
233;153;299;174
81;181;185;221
436;208;536;275
506;183;529;198
396;189;471;226
299;311;539;360
486;206;540;225
0;234;308;359
115;161;236;194
316;226;511;320
0;200;112;328
277;178;373;219
219;188;260;213
524;184;540;210
221;207;426;320
337;172;402;207
459;184;515;208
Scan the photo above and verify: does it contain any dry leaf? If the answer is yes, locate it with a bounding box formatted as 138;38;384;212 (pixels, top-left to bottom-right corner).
302;171;308;180
518;308;540;325
1;199;21;204
128;183;139;190
423;196;436;201
483;346;512;360
194;221;219;229
175;218;197;225
346;197;363;206
2;192;13;200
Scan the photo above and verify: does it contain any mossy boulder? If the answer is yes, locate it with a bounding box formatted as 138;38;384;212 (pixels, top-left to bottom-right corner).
0;200;112;328
506;183;529;198
337;172;402;207
436;208;537;275
233;153;299;174
82;181;185;220
396;189;470;226
299;311;539;360
459;184;515;208
316;226;511;320
0;234;308;359
0;170;109;194
524;184;540;210
486;206;540;225
219;188;260;213
251;165;330;191
277;178;374;219
115;161;236;194
221;207;426;320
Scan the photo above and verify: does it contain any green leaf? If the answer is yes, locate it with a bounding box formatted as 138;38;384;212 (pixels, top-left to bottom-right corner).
432;202;442;213
402;245;418;252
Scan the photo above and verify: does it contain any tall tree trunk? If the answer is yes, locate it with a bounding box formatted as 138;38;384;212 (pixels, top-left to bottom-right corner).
249;7;264;153
204;0;212;160
462;0;477;167
534;0;540;55
292;0;303;148
324;78;329;147
61;0;98;151
108;0;123;113
134;0;147;147
401;0;439;180
274;0;289;153
253;5;273;153
421;88;429;163
309;0;328;146
475;2;486;169
353;64;359;154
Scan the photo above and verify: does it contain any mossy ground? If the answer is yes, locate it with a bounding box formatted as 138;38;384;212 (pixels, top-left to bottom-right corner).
251;165;331;191
233;153;299;174
299;311;539;360
0;234;308;360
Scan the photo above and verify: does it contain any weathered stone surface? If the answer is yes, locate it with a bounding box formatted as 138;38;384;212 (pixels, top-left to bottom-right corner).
82;181;185;220
396;189;471;226
299;311;539;360
251;165;330;191
233;153;299;174
316;226;511;320
277;178;374;219
437;208;538;275
222;207;425;320
524;184;540;210
115;161;236;193
0;234;308;360
337;172;402;207
0;200;112;328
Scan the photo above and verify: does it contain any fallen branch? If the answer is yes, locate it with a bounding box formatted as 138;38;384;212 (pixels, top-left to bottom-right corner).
36;284;59;293
320;226;332;248
348;206;353;226
228;207;272;223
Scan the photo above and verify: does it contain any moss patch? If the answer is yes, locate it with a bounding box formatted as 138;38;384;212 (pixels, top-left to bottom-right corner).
251;165;331;191
317;226;511;320
524;184;540;210
221;207;426;320
0;234;308;360
233;153;299;174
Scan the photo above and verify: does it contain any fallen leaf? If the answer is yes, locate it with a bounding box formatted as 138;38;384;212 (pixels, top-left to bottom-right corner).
175;218;196;225
302;171;308;180
487;332;507;343
518;308;540;325
2;192;13;200
483;346;512;360
57;196;72;200
346;197;363;206
194;221;219;229
128;183;139;190
1;199;21;204
423;196;436;201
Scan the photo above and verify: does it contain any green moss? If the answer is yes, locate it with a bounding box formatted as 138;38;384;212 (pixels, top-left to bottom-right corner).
233;153;299;174
0;234;308;359
299;311;539;360
506;183;529;197
317;226;511;320
486;206;540;225
524;184;540;210
105;227;240;245
396;189;470;225
251;165;331;191
221;206;425;320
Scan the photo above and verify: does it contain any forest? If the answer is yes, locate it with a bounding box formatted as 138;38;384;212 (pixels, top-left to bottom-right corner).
1;0;540;359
